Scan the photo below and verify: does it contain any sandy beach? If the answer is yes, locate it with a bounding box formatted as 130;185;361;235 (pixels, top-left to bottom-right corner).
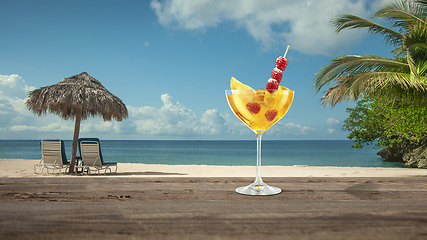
1;158;427;178
2;159;427;239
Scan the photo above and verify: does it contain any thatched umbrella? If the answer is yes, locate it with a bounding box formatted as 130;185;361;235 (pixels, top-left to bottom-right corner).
26;72;128;173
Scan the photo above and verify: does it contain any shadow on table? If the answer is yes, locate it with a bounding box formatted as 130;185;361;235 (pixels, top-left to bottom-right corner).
344;181;380;200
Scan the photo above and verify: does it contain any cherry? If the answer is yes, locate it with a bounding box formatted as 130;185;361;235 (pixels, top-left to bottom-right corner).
275;56;288;71
265;78;279;94
271;68;282;84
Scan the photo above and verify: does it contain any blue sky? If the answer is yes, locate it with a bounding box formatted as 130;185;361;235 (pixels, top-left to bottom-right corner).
0;0;395;140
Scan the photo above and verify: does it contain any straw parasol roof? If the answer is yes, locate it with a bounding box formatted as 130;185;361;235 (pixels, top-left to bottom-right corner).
26;72;128;173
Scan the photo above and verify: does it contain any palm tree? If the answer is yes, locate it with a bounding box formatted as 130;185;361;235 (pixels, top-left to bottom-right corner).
313;0;427;107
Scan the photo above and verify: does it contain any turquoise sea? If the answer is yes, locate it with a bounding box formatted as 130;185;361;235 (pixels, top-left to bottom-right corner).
0;140;405;168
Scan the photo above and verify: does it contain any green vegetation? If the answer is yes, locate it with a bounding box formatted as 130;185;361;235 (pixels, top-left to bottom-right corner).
343;95;427;167
343;96;427;148
312;0;427;167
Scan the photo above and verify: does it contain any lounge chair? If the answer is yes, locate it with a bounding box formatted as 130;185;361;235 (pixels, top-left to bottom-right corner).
77;138;118;175
34;139;70;174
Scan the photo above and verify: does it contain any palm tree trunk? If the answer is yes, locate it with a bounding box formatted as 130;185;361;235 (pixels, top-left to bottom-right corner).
69;112;82;173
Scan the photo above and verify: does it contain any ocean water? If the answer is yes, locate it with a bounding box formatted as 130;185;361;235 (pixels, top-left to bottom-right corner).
0;140;405;168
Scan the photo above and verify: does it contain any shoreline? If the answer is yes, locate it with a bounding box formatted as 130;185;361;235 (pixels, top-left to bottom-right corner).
1;159;426;178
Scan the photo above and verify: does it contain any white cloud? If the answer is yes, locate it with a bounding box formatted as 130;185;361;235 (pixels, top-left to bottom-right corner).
268;122;315;136
326;117;342;135
1;74;317;139
0;74;34;99
128;93;229;136
150;0;390;55
0;74;36;130
326;118;340;126
10;122;73;132
126;94;316;138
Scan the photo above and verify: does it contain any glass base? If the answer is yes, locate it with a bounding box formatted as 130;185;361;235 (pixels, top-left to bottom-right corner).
235;179;281;196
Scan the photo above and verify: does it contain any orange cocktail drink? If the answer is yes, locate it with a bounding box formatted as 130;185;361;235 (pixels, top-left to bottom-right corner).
226;46;293;195
226;87;293;134
225;77;294;196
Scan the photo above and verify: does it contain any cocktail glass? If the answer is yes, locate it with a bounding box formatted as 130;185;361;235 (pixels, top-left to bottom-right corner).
225;88;293;195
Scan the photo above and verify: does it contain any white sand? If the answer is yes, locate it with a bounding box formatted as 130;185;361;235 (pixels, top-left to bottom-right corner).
1;159;427;178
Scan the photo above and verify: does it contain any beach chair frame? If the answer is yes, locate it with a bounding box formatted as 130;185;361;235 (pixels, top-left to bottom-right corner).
78;139;117;175
34;139;70;174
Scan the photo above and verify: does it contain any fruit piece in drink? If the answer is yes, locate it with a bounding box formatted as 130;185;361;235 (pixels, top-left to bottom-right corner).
246;102;261;114
227;78;293;132
230;77;251;90
265;110;278;121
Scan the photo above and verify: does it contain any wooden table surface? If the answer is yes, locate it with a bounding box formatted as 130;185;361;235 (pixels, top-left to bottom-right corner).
1;177;427;240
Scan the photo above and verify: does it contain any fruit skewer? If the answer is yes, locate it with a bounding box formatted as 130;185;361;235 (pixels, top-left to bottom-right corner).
266;45;289;93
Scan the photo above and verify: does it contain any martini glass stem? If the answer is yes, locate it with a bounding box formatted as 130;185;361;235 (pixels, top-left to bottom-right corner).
256;132;263;183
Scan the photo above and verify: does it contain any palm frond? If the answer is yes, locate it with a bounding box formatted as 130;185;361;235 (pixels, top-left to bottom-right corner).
391;45;406;56
415;0;427;11
316;0;427;107
402;20;427;77
402;20;427;49
320;73;379;106
313;55;408;93
415;59;427;76
331;14;403;46
320;71;427;106
405;47;427;78
406;48;418;77
375;72;427;90
375;0;425;30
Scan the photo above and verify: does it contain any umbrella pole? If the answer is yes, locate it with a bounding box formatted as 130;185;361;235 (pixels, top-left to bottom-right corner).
69;113;82;173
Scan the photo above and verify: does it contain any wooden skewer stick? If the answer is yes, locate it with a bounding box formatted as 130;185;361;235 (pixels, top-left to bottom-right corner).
284;45;290;58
